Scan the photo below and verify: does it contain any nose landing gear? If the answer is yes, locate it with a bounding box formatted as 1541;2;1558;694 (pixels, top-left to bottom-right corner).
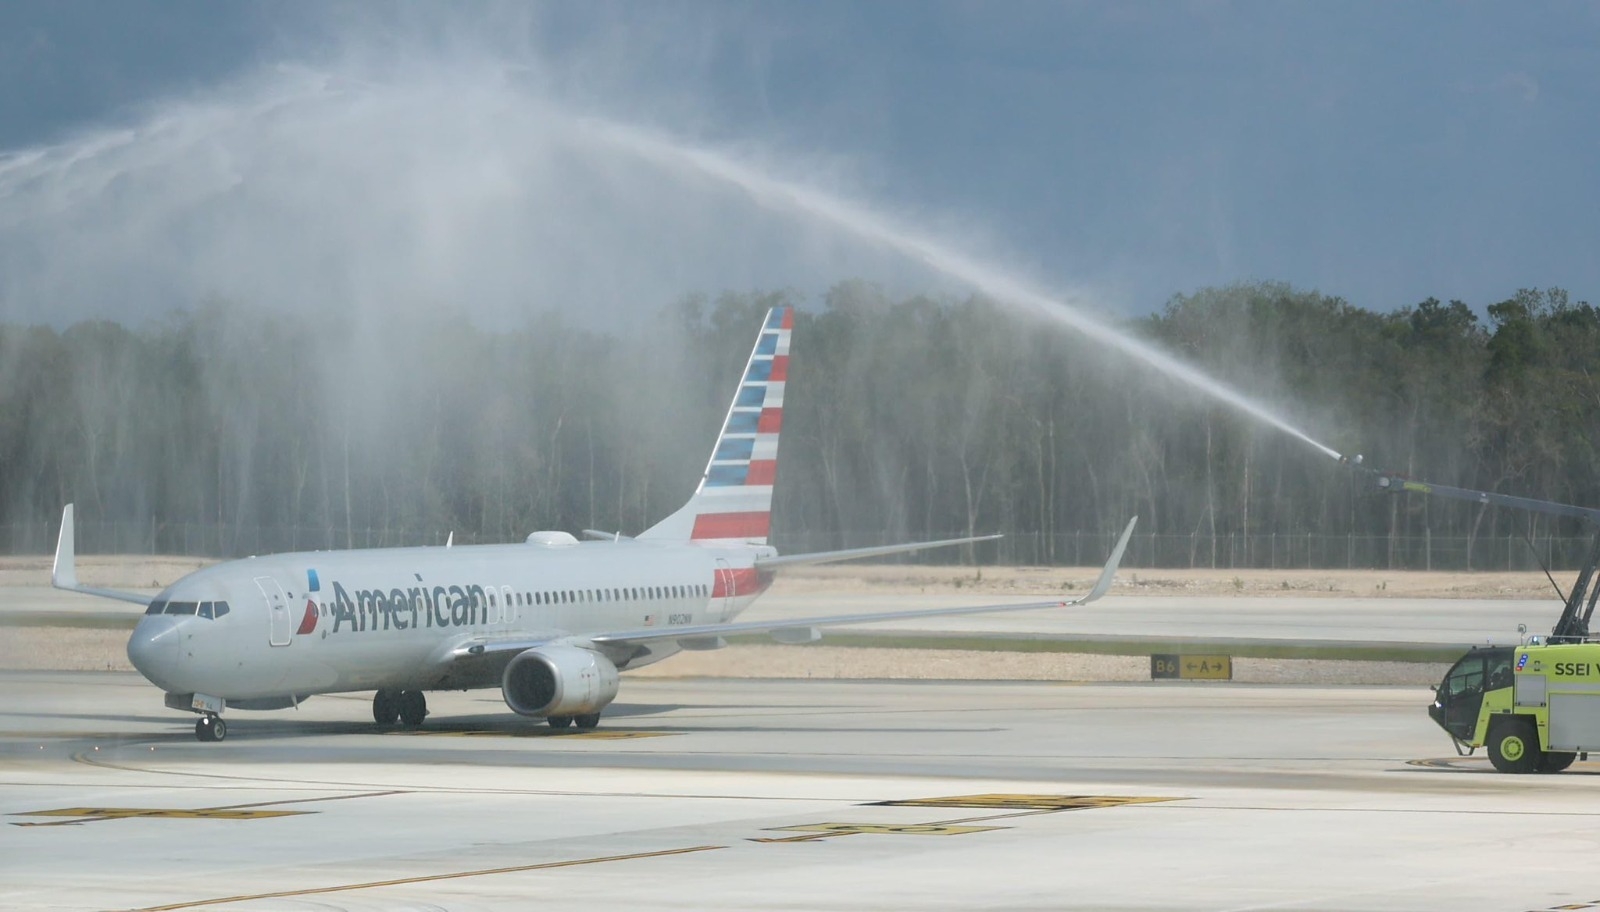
195;714;227;742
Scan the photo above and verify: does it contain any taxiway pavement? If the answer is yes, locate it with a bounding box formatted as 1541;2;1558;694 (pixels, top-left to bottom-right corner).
4;670;1600;911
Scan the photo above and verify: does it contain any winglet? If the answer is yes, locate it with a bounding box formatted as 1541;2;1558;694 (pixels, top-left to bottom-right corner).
50;503;154;606
52;504;78;590
1078;516;1137;605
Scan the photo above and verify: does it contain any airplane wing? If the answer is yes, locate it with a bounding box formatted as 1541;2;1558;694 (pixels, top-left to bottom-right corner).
51;504;153;606
449;517;1137;660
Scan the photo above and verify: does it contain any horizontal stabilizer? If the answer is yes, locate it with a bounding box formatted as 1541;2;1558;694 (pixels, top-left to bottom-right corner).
755;534;1003;570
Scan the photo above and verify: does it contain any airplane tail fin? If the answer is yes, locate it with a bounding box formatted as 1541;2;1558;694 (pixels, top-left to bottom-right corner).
640;306;792;546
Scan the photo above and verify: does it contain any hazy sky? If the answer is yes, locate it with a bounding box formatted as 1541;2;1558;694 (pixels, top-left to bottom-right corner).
1;1;1595;322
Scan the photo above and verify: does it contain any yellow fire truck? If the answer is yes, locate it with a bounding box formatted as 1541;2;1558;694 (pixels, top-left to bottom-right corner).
1378;472;1600;773
1429;642;1600;772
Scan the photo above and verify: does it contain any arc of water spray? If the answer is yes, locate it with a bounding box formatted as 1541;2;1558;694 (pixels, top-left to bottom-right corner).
581;117;1345;464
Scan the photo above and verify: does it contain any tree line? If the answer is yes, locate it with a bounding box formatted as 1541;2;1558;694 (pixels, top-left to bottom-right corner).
1;282;1595;567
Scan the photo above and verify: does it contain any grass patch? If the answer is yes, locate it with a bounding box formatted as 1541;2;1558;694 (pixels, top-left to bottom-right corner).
727;632;1464;663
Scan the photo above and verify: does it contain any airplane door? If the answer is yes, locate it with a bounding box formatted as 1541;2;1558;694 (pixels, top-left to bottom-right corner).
714;559;735;621
256;576;292;647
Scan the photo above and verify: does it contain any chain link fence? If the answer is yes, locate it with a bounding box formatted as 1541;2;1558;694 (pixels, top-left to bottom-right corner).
3;520;1593;572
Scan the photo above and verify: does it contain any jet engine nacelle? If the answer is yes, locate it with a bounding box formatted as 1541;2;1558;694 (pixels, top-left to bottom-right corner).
500;644;620;718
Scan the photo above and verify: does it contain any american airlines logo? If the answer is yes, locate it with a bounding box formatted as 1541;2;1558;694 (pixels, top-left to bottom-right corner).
323;580;496;634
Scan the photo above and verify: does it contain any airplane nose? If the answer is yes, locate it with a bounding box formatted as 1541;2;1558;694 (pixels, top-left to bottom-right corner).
127;616;182;689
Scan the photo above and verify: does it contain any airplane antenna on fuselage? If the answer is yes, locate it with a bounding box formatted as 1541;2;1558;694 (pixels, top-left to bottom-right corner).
445;531;453;548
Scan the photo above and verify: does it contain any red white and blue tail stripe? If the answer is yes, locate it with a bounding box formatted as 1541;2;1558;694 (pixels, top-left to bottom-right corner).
640;306;791;545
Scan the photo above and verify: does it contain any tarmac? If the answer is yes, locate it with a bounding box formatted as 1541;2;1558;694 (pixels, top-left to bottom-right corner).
5;669;1600;911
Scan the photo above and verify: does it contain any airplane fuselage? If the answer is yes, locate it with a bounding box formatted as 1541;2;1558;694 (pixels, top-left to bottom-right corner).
128;538;775;703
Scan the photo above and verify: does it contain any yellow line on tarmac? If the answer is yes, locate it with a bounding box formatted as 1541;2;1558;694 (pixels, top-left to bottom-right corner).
11;791;409;827
130;845;726;911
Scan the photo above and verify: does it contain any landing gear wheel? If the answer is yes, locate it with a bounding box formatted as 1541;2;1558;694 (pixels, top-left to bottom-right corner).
195;715;226;742
1539;750;1577;773
398;690;428;727
574;713;601;730
372;689;401;725
547;716;573;729
1487;717;1541;773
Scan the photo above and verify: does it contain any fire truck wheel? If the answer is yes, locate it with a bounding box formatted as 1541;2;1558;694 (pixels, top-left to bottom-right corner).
1487;717;1541;774
1538;750;1577;773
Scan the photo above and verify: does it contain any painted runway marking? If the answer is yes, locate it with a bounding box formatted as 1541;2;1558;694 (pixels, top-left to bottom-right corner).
869;793;1181;811
752;794;1183;843
9;790;404;827
761;822;1005;841
12;806;311;825
130;845;726;911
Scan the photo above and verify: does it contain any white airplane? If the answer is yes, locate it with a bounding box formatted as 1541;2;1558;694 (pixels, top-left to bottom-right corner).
51;306;1137;742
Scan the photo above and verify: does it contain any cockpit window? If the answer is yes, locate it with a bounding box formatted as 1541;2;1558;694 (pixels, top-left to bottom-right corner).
145;600;228;618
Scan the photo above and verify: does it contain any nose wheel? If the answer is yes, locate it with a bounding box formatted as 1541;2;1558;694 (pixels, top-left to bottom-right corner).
195;714;227;742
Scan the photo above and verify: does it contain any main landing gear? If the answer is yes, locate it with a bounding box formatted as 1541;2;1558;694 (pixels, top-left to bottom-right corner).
195;714;227;742
373;689;428;727
547;714;601;730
